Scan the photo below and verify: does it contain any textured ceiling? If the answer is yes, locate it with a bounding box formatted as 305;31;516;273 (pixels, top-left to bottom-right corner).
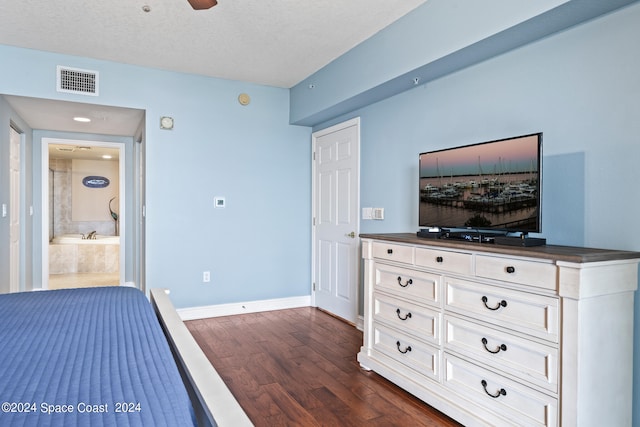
0;0;426;88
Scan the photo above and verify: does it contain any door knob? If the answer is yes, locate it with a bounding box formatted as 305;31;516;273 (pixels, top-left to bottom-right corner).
346;231;356;238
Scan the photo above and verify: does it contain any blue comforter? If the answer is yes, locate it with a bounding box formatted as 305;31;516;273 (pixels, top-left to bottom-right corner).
0;287;196;426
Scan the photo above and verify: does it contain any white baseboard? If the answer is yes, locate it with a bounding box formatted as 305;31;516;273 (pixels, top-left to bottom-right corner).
178;295;312;321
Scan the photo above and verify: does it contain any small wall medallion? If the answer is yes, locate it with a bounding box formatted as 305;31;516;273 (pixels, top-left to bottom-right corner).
238;93;251;106
160;116;174;130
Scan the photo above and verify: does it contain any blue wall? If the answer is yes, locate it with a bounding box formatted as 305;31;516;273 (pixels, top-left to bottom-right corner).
292;0;640;126
313;3;640;424
1;0;639;423
0;45;312;309
316;4;640;246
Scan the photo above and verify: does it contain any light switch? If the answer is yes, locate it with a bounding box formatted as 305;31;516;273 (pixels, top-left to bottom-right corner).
362;207;372;220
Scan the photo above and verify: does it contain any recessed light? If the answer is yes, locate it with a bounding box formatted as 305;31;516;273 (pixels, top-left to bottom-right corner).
73;117;91;123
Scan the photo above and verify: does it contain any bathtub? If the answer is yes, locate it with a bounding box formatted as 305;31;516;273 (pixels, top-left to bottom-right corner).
52;234;120;244
49;234;119;274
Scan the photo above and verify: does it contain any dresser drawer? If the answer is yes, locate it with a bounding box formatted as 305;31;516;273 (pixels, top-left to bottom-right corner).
445;278;559;342
476;255;557;291
373;293;440;345
375;263;441;307
444;315;558;393
415;247;472;275
372;323;440;382
444;354;558;427
372;242;414;264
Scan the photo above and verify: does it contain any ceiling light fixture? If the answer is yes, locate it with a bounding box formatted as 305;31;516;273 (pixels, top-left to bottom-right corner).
142;5;151;12
187;0;218;10
102;155;113;159
73;117;91;123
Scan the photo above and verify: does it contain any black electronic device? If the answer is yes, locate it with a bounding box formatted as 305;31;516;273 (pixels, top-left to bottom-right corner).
417;228;446;239
419;133;543;237
494;235;546;247
441;230;498;244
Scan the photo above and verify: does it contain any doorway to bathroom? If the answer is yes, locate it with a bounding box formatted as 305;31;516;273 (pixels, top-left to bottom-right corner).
42;138;125;290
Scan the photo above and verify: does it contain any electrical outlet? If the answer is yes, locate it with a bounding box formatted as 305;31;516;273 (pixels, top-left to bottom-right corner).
203;271;211;283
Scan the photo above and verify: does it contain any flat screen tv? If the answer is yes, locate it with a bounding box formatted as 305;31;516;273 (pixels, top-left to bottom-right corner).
419;133;542;234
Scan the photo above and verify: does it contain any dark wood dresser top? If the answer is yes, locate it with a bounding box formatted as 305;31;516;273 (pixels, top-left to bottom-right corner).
360;233;640;264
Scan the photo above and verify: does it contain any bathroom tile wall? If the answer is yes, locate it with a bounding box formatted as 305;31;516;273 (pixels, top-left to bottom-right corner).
50;159;116;238
49;244;119;274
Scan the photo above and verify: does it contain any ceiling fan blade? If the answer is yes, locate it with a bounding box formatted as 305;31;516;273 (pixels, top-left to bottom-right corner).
187;0;217;10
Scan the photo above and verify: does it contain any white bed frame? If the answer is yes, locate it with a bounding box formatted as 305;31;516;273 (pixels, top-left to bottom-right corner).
150;289;253;427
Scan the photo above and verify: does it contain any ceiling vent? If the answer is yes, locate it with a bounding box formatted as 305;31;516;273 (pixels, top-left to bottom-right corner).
56;66;99;96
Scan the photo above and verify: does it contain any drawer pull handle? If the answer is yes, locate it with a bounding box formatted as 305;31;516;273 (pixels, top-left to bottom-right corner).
481;380;507;398
387;249;393;254
397;276;413;287
482;296;507;310
436;256;443;263
396;308;412;321
481;337;507;354
396;341;412;354
506;266;516;274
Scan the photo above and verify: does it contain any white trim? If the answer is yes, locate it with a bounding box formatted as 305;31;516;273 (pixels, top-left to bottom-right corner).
177;295;311;321
9;126;22;293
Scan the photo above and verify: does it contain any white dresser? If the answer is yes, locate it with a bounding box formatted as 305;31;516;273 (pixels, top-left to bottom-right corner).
358;234;640;427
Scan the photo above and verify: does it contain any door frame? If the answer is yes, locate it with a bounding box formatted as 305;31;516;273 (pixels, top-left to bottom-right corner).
310;117;361;322
9;124;22;293
41;137;126;289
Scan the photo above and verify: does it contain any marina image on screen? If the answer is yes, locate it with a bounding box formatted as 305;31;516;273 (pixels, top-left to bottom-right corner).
419;133;541;232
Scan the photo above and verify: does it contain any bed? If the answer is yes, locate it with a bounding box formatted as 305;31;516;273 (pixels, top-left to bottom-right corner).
0;286;252;427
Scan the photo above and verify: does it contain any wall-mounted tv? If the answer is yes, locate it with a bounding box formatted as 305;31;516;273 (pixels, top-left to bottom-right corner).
419;133;542;234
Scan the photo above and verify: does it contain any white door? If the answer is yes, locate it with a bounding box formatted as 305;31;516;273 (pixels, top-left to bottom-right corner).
9;126;21;293
312;118;360;323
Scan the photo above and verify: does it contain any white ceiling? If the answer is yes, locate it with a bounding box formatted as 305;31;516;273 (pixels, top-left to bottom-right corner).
49;143;121;161
0;0;426;88
1;0;426;136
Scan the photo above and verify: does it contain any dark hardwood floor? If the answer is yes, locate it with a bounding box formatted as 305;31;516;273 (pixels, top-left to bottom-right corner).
185;307;462;426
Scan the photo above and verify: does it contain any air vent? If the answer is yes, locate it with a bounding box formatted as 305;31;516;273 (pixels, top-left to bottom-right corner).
57;66;99;96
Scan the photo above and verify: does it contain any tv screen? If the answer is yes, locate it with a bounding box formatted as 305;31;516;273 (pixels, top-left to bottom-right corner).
419;133;542;233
